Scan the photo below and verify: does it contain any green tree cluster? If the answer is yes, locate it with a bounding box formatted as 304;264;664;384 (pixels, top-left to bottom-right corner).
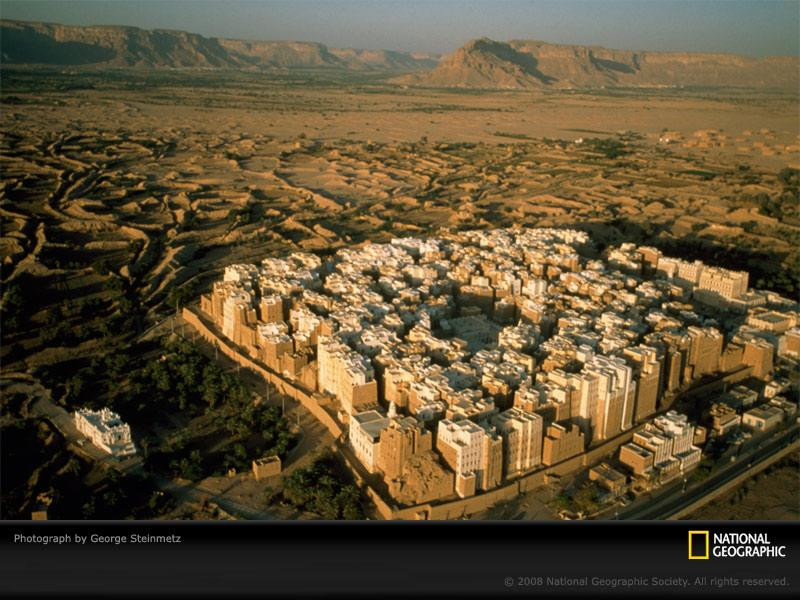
1;278;34;332
282;453;364;519
141;338;222;412
137;337;295;479
585;137;628;159
166;281;196;309
571;483;603;514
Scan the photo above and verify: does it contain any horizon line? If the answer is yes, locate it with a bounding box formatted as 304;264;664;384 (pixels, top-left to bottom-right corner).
2;17;798;60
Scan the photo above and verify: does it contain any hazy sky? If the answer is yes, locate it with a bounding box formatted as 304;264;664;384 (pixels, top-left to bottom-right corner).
1;0;798;56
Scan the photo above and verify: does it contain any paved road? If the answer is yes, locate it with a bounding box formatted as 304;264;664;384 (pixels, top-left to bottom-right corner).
616;424;800;520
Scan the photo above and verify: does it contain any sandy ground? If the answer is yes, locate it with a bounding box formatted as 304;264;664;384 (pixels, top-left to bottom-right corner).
2;70;798;520
3;81;797;321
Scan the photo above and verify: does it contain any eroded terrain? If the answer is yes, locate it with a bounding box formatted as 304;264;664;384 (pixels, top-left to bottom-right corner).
1;69;798;519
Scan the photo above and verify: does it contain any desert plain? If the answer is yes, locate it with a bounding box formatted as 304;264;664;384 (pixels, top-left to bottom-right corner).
1;66;798;519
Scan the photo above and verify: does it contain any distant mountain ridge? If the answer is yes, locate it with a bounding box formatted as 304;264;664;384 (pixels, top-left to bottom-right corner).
0;19;439;71
2;20;796;90
398;37;799;90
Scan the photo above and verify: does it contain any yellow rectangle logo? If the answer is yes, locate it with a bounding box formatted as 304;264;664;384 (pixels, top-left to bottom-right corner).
688;530;709;560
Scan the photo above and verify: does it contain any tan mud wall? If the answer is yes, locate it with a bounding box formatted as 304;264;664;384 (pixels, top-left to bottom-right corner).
183;306;655;519
393;423;651;519
182;306;753;521
183;308;343;439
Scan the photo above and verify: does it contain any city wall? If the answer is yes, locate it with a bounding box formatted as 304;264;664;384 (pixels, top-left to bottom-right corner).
181;306;745;521
383;420;651;520
182;308;343;439
184;306;537;520
183;306;663;520
680;365;753;401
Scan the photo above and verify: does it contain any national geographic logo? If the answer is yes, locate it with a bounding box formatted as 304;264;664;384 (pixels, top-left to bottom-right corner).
689;531;787;560
688;531;710;560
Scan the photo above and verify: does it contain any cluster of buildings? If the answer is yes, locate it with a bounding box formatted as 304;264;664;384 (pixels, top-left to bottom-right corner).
707;387;797;438
618;411;702;481
198;228;798;505
74;408;136;457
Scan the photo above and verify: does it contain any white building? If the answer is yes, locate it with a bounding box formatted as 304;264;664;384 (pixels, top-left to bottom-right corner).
491;408;543;476
742;405;784;432
436;418;486;478
631;411;701;476
585;354;634;437
74;408;136;457
653;411;693;455
698;267;748;299
349;410;391;473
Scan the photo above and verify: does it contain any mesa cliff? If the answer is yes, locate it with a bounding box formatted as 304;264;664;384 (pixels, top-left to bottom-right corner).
397;38;798;90
0;19;438;71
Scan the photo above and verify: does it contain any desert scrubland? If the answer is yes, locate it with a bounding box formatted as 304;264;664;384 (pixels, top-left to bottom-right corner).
1;66;798;519
2;70;798;323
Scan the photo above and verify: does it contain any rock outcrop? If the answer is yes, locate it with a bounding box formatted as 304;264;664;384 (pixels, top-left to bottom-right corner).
398;37;798;91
